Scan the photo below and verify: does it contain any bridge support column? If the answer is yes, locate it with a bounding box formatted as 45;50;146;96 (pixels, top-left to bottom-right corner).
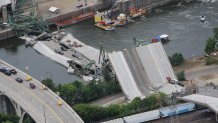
0;95;7;113
2;6;8;24
216;114;218;122
12;101;26;123
16;106;26;123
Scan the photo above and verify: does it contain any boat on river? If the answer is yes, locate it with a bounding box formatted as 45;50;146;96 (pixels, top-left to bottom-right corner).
94;11;115;31
129;8;146;19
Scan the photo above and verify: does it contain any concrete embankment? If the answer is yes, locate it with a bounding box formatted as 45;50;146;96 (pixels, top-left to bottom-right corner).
0;28;16;41
0;0;180;41
116;0;180;13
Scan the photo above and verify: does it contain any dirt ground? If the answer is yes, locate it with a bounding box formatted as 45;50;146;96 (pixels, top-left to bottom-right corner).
173;56;206;73
173;56;218;86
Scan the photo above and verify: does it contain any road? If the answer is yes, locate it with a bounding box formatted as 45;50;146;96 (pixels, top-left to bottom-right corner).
0;60;84;123
147;109;216;123
123;48;150;95
185;65;218;81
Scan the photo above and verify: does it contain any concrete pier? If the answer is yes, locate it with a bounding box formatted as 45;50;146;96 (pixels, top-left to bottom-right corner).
2;6;8;24
0;28;16;41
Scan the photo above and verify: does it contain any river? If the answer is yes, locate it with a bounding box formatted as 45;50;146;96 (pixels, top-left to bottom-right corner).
0;0;218;83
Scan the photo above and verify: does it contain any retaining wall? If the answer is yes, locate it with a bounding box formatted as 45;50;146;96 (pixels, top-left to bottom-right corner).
0;28;16;41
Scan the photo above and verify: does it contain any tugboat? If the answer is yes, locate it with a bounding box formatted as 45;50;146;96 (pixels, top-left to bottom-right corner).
129;7;146;19
94;11;115;31
200;16;206;22
113;13;128;26
152;34;170;44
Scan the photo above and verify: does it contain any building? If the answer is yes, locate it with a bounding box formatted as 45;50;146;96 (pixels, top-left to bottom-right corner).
0;0;16;25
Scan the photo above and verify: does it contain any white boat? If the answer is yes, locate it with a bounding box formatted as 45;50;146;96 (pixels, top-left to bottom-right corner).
200;16;206;22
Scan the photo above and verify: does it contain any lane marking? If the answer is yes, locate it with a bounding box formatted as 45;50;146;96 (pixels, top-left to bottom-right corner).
0;72;64;123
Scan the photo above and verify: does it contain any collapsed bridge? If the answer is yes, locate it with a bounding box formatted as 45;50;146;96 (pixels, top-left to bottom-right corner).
108;42;183;101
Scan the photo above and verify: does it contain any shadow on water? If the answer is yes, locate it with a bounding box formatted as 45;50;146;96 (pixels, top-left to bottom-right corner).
0;37;81;84
0;37;25;53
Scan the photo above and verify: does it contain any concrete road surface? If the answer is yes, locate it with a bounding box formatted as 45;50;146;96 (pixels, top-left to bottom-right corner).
0;60;83;123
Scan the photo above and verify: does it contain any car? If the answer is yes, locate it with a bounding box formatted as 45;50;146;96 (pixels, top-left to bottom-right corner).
15;78;23;83
76;4;83;8
26;75;32;81
40;85;48;90
29;83;35;89
54;49;64;55
61;46;67;51
0;68;6;73
10;69;17;74
57;99;62;106
59;43;70;49
4;70;11;76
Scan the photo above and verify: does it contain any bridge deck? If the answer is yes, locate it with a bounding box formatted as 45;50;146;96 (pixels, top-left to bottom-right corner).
0;60;84;123
179;94;218;114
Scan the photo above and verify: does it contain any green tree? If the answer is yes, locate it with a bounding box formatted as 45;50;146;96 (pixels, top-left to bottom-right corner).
41;78;56;91
169;53;184;66
102;66;112;82
73;104;106;122
205;37;217;54
105;105;120;117
59;83;78;105
128;97;142;112
0;114;19;123
176;71;186;81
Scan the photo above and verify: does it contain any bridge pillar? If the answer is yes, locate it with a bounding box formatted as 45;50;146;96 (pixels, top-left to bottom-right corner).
216;114;218;122
2;6;8;24
0;95;7;114
11;100;26;123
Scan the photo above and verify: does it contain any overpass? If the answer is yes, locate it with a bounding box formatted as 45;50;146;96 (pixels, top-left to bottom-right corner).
0;59;84;123
178;86;218;121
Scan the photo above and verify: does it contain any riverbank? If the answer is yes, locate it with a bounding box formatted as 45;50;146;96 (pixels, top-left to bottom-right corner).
0;0;187;41
174;55;218;86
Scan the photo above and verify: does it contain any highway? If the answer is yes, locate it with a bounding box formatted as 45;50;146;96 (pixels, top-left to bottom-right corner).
185;65;218;80
123;48;150;96
0;60;84;123
108;51;144;100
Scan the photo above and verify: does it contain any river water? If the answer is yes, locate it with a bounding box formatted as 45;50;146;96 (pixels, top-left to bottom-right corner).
0;0;218;83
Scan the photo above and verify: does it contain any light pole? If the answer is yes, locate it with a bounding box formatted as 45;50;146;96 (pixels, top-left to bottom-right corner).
43;105;46;123
43;101;49;123
25;66;29;75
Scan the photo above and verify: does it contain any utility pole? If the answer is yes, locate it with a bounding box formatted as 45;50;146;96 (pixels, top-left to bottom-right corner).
169;93;180;123
43;105;46;123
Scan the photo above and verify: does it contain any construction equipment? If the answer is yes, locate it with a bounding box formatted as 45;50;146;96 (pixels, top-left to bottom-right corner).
133;37;150;46
8;0;49;36
98;44;109;66
83;60;96;75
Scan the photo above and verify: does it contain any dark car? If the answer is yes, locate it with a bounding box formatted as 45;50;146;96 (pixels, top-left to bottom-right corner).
4;70;11;76
59;43;70;49
76;4;83;8
61;46;67;51
54;49;64;55
10;69;17;74
15;78;23;83
29;83;36;89
0;68;6;73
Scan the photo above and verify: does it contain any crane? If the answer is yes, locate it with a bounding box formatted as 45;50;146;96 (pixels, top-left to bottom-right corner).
133;37;150;47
